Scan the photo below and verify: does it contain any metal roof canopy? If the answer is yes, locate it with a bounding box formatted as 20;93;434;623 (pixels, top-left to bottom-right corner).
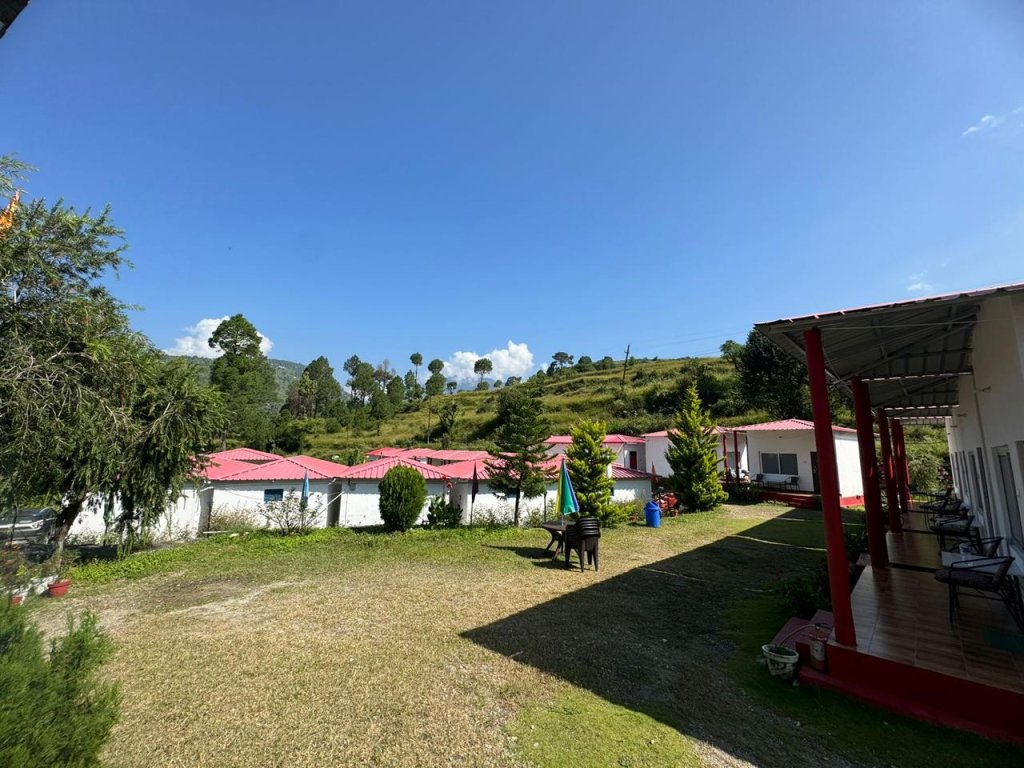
754;283;1024;420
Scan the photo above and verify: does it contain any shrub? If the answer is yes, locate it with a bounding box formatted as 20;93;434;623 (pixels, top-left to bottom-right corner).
598;500;637;528
425;496;463;529
0;605;121;767
727;484;762;504
774;560;831;618
259;491;323;534
208;506;260;533
379;466;427;532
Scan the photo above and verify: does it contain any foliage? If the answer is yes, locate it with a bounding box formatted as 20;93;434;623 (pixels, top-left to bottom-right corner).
475;381;490;391
258;490;323;534
437;399;459;449
773;560;832;618
427;358;444;376
284;356;344;418
487;386;550;526
386;374;405;408
425;371;446;398
722;331;810;419
446;380;458;394
727;484;763;504
0;605;120;768
209;314;277;447
0;160;224;558
565;420;616;521
378;466;427;532
473;357;493;383
404;370;423;401
904;425;948;491
425;496;463;529
598;499;635;528
208;506;260;533
665;384;728;511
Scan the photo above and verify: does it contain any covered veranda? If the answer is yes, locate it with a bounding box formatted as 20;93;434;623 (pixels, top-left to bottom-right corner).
755;284;1024;743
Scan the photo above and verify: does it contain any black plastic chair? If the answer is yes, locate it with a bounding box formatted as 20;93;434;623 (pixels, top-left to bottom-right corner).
565;517;601;572
934;556;1023;632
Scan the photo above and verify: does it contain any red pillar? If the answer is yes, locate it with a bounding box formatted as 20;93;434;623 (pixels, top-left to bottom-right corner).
876;408;902;532
733;431;741;479
892;420;912;517
851;378;888;569
804;329;856;647
722;433;730;481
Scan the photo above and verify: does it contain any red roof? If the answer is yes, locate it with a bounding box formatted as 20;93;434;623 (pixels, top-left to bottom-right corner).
729;418;856;434
643;426;728;438
442;459;493;480
611;465;653;480
218;455;350;482
339;456;453;481
545;434;645;446
200;456;257;480
210;447;279;463
366;447;408;458
428;449;492;462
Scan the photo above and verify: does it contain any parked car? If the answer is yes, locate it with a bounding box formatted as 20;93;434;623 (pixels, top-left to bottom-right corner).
0;506;57;548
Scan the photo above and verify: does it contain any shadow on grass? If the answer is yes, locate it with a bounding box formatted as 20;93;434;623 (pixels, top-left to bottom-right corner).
461;508;1021;768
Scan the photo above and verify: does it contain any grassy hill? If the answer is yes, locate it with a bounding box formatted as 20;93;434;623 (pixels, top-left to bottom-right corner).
306;356;766;460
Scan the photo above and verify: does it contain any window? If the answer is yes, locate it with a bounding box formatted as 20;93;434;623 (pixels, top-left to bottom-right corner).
976;448;992;514
263;489;284;503
968;454;983;512
761;452;798;476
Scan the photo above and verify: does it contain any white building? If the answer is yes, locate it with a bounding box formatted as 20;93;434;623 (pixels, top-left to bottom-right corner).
544;434;646;470
644;419;865;504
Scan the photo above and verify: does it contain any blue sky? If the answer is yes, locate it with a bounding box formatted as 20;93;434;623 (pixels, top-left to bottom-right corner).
3;2;1023;382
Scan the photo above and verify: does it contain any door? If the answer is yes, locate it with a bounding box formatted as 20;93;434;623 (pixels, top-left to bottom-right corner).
810;452;820;494
995;447;1023;548
628;451;638;470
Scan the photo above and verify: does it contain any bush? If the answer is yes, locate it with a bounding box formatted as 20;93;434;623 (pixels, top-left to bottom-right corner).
727;484;762;504
259;491;323;534
208;505;260;533
774;560;831;619
598;500;637;528
0;605;120;767
425;496;463;529
379;466;427;532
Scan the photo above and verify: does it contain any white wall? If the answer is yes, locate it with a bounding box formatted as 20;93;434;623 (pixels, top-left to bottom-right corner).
337;479;448;528
745;430;862;497
834;434;864;500
548;442;646;469
945;294;1024;553
645;435;671;476
612;479;653;504
450;480;555;525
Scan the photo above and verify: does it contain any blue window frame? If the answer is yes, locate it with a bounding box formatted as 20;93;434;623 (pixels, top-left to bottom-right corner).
263;489;284;503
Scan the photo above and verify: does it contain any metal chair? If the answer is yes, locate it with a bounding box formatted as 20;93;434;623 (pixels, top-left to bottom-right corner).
934;556;1023;632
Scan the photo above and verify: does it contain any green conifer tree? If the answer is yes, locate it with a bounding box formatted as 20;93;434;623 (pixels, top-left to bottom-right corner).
665;383;727;511
566;420;615;520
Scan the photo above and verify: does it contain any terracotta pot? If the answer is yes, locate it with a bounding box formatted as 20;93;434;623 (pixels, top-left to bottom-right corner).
11;594;24;606
47;579;72;597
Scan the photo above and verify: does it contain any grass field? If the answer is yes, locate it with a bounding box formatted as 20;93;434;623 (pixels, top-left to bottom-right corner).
30;504;1022;768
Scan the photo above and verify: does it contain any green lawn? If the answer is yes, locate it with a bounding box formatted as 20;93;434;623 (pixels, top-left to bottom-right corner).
28;503;1023;768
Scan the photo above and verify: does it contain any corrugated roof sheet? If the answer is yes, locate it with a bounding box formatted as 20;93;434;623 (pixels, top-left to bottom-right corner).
730;418;857;434
210;447;280;463
218;455;350;482
611;465;653;480
339;456;453;481
200;457;257;480
545;434;644;445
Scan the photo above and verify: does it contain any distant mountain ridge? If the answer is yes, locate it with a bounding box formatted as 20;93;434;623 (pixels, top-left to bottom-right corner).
178;355;306;403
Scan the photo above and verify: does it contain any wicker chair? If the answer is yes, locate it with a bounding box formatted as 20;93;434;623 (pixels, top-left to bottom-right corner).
564;517;601;572
934;556;1023;632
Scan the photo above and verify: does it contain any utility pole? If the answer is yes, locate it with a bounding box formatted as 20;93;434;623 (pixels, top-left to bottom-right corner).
620;344;631;389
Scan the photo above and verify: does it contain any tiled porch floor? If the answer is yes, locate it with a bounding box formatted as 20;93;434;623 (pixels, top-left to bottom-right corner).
884;529;942;570
850;566;1024;694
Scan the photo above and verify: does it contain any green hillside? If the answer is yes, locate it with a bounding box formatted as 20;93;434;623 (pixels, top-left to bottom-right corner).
306;356;766;459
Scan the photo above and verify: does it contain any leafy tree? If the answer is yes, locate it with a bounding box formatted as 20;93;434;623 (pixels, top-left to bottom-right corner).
410;352;422;381
575;355;595;373
404;370;423;401
445;380;458;394
285;356;343;418
209;314;277;447
552;351;574;371
487;386;550;526
505;376;521;387
665;383;727;511
492;379;503;389
474;357;493;383
387;374;405;408
0;605;121;768
724;331;809;419
598;355;615;370
348;360;378;406
1;160;224;555
369;387;393;434
373;360;392;389
566;420;616;521
476;381;490;391
379;465;427;531
427;358;445;376
425;371;446;398
437;399;459;449
343;355;362;378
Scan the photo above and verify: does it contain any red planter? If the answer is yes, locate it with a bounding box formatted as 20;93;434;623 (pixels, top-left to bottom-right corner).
47;579;72;597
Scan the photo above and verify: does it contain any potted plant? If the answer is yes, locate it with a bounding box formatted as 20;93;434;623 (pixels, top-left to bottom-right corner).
46;551;76;597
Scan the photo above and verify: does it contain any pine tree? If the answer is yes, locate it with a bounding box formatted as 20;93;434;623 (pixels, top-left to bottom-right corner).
566;420;615;519
486;386;549;525
665;383;727;511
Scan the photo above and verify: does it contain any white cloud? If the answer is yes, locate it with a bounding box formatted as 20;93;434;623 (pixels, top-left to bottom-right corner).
165;317;274;358
906;271;933;294
443;341;534;384
962;113;1005;137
